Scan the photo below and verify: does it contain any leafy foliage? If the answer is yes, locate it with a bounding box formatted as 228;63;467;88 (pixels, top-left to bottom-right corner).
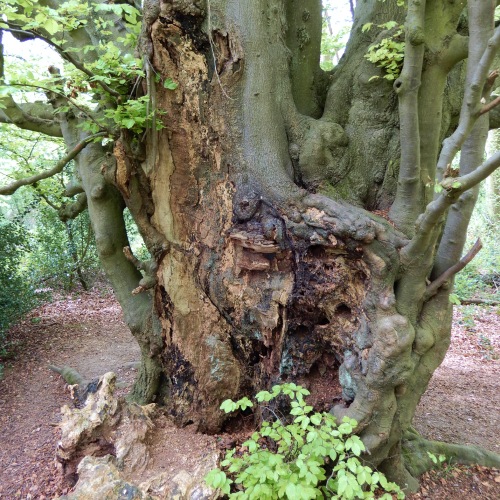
454;181;499;301
0;125;101;291
0;0;176;135
206;384;404;499
0;212;38;375
363;22;405;82
320;1;352;72
22;204;100;290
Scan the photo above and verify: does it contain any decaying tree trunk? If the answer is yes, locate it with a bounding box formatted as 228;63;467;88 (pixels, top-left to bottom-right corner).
2;0;500;490
103;0;500;487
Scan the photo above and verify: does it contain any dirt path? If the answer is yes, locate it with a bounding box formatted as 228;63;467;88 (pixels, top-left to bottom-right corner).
414;305;500;455
0;293;498;498
0;290;140;498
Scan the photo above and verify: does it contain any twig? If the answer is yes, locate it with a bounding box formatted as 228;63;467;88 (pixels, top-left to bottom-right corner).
480;95;500;115
424;238;483;300
2;24;121;99
458;298;499;306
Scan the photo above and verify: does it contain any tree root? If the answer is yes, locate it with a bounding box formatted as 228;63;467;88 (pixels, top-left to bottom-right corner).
128;355;162;404
402;430;500;477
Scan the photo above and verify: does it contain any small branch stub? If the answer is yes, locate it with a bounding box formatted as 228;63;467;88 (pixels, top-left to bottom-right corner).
123;246;157;294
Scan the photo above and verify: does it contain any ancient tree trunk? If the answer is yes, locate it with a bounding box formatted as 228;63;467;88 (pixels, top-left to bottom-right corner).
105;0;500;488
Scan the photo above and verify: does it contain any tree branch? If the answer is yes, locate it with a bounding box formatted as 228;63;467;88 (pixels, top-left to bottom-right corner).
441;151;500;192
8;80;108;133
123;246;157;295
424;238;482;300
402;151;500;261
439;34;469;71
59;193;88;222
1;31;62;136
0;132;106;195
2;25;121;100
436;24;500;182
432;2;495;280
480;94;500;115
459;298;500;306
0;97;63;137
389;0;427;235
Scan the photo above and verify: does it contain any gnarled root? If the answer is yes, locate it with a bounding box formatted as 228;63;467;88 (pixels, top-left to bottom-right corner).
402;429;500;477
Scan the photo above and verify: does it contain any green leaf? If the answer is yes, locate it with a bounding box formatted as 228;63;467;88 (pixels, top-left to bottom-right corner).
238;397;254;410
362;23;373;32
451;181;462;189
220;399;237;413
122;118;137;129
44;18;61;35
382;21;398;30
164;78;178;90
256;390;273;402
285;483;297;498
310;413;322;425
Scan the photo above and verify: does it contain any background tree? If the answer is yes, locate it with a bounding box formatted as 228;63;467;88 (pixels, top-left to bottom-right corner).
1;0;500;490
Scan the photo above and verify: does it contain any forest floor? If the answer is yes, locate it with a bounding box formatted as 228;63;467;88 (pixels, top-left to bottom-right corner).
0;289;498;499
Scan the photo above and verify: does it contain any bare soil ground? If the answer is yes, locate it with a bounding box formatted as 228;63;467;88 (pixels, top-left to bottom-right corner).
0;292;498;499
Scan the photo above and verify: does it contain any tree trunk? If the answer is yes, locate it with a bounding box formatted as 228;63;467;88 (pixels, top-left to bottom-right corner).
100;0;500;488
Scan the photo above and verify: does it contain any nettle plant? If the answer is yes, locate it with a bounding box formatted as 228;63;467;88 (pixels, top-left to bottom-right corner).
205;384;404;500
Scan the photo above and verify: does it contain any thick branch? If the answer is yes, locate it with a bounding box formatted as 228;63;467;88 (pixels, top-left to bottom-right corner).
59;193;88;222
424;238;482;300
123;246;157;295
389;0;427;234
0;97;63;137
403;433;500;477
439;34;469;71
64;178;84;197
0;133;106;195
